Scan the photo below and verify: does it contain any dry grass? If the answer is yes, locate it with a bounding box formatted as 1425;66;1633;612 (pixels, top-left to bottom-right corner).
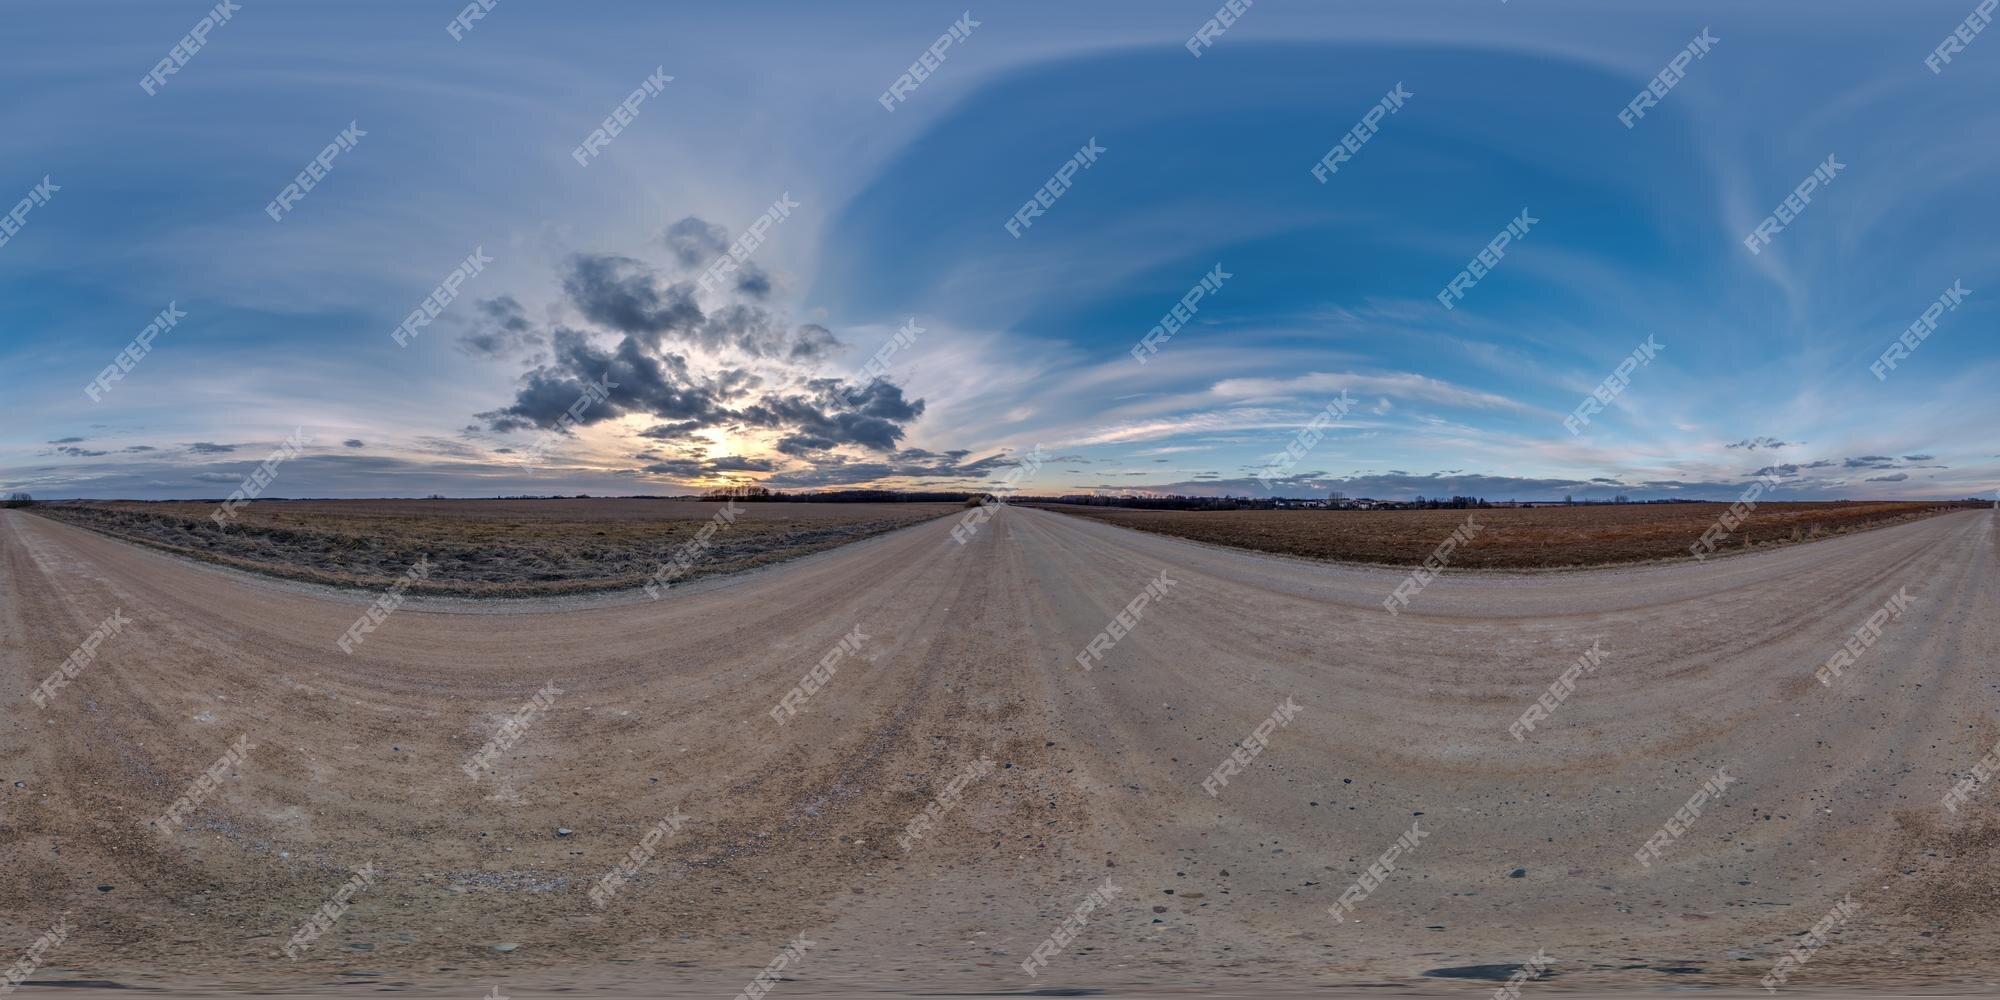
1035;501;1983;569
30;498;958;596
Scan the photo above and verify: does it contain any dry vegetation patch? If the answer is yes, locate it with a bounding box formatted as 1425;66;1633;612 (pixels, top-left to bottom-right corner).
1035;501;1981;569
31;498;958;596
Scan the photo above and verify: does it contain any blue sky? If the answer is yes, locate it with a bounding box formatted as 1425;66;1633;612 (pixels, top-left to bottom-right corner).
4;0;1996;501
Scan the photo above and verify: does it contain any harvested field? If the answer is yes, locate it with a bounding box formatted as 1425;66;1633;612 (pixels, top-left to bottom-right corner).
1033;500;1985;569
26;498;958;596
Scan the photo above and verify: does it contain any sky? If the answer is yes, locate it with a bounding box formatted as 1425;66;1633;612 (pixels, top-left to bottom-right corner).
4;0;1996;502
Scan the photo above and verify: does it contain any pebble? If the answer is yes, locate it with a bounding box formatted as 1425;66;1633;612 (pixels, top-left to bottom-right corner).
493;943;519;953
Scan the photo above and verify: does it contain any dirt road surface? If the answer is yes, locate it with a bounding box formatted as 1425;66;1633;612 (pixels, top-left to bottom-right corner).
2;505;1996;996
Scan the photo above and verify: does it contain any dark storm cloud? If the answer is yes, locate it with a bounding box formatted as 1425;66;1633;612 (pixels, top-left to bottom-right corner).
457;295;545;357
662;216;772;299
343;439;366;448
759;450;1014;488
1727;437;1793;450
742;378;925;453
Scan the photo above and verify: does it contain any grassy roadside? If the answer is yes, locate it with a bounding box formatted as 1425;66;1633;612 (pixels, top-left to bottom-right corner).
1031;500;1985;570
26;498;962;597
